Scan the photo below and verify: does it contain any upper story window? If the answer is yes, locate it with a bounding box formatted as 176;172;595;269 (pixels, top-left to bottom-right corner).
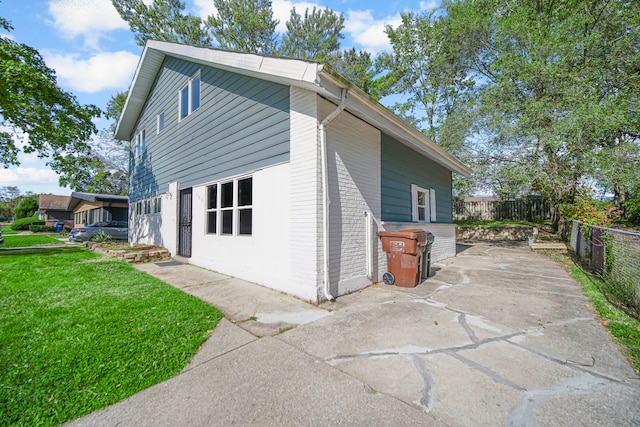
157;111;165;134
134;129;146;157
411;184;436;223
179;72;201;121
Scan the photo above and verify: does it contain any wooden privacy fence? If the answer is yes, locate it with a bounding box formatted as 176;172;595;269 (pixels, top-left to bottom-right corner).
453;199;551;222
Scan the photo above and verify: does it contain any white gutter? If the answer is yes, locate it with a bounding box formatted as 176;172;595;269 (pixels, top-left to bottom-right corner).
319;88;347;302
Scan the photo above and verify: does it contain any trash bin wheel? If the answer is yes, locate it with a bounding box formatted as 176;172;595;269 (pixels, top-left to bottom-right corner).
382;272;395;285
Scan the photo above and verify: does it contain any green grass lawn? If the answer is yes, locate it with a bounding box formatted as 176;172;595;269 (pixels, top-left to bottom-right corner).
1;225;19;235
0;234;64;248
0;247;222;426
543;251;640;374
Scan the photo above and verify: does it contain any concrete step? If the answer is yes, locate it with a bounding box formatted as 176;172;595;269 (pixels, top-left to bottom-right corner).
531;242;567;250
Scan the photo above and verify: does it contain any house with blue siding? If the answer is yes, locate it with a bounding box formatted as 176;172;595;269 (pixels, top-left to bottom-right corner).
115;40;471;303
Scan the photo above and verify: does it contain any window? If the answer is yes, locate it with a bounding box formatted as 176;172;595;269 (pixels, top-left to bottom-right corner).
206;184;217;234
205;177;252;236
411;184;436;223
153;197;162;214
135;129;146;157
157;112;165;134
179;73;201;121
237;177;252;235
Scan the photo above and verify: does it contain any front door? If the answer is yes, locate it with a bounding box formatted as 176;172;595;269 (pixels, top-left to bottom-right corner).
178;188;192;257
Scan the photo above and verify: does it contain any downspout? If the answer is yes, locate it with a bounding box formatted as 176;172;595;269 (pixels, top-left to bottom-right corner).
319;88;347;302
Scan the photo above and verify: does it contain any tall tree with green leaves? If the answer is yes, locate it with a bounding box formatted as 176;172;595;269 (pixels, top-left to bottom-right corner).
63;92;129;195
280;7;344;62
0;17;100;186
444;0;639;226
375;10;473;144
112;0;211;46
206;0;278;54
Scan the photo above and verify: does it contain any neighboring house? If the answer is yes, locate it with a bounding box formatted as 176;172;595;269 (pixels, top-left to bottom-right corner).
38;194;73;228
67;192;129;228
115;40;472;303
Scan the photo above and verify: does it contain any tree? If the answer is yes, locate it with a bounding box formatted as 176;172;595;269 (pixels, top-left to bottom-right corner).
206;0;278;54
0;186;23;220
329;48;376;96
111;0;211;47
61;92;129;195
0;18;100;179
375;10;473;143
280;7;344;63
14;195;38;220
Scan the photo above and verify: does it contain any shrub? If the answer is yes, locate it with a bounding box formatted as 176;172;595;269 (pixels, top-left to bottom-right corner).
29;225;55;233
559;198;620;227
91;231;113;243
10;217;45;231
623;198;640;227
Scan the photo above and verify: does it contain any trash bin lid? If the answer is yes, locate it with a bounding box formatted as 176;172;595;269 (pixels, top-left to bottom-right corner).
378;229;428;244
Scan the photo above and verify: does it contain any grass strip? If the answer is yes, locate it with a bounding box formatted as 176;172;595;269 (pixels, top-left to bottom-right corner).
1;226;19;235
543;251;640;374
0;247;222;426
1;235;63;248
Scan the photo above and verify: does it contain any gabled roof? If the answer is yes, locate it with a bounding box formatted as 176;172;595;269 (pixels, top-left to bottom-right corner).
116;40;472;177
39;194;70;211
67;192;129;211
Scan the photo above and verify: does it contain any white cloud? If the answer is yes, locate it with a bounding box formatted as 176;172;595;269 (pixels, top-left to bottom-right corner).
420;0;438;11
194;0;323;34
47;0;129;49
272;0;322;33
344;10;401;54
193;0;218;18
43;50;139;94
0;167;71;195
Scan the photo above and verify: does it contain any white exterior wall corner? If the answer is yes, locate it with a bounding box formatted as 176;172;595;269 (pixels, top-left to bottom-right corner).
289;87;323;303
319;96;383;297
129;182;178;254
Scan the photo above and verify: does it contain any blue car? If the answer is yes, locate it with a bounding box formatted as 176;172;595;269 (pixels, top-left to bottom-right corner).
68;221;128;242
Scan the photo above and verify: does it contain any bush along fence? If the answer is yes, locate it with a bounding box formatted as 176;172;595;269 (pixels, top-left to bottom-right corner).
453;198;551;221
569;220;640;318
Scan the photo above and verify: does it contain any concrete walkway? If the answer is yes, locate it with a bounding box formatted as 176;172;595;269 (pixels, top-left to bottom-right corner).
68;242;640;426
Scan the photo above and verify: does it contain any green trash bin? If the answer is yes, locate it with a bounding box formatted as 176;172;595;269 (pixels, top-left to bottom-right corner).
421;232;435;280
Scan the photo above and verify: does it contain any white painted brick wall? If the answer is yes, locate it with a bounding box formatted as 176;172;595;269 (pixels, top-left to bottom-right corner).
289;87;322;302
380;222;457;266
319;97;382;296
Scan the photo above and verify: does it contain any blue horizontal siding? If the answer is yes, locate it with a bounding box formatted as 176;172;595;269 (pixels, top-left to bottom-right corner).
129;56;290;201
381;133;453;223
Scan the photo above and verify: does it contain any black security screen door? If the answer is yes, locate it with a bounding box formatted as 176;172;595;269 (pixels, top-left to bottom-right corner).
178;188;192;257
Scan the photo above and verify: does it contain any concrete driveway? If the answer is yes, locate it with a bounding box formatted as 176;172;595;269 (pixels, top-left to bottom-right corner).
68;242;640;426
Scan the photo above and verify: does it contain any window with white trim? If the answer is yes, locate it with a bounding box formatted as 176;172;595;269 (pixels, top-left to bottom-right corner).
205;177;252;236
134;129;146;157
411;184;437;223
157;111;165;133
179;72;201;121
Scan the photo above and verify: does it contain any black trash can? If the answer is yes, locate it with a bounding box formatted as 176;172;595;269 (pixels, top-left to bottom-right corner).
421;232;435;280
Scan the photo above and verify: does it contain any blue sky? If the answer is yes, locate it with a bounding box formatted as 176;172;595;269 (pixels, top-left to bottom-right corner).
1;0;437;196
